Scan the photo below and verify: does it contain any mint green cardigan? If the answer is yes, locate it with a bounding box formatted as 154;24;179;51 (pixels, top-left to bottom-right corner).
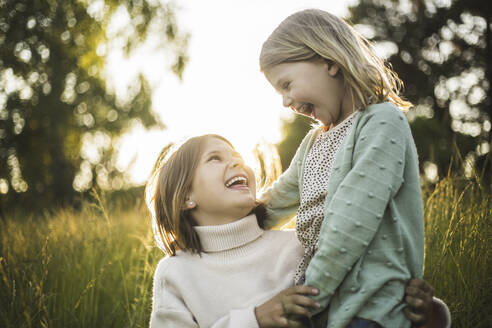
264;103;424;328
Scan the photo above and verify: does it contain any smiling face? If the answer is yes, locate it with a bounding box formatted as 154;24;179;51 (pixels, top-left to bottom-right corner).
186;137;257;226
264;60;354;128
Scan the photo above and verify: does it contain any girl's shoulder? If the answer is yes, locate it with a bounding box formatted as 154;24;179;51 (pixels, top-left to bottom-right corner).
358;102;410;129
153;251;194;279
363;102;402;117
263;229;297;241
262;229;304;257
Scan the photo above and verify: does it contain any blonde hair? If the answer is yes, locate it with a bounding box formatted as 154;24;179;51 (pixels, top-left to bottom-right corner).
146;134;267;256
259;9;412;110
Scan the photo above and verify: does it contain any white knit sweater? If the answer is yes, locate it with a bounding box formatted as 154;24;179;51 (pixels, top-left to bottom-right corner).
150;214;304;328
150;214;451;328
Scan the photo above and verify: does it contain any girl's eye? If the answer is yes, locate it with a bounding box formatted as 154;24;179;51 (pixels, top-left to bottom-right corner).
282;81;290;90
208;155;221;162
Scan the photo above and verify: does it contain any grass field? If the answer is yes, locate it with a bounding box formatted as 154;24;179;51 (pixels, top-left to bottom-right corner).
1;177;491;327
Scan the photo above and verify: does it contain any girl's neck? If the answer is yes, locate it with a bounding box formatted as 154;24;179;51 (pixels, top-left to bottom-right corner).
333;88;358;127
193;214;263;252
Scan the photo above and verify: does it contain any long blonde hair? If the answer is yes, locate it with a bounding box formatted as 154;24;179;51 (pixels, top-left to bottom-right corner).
259;9;412;110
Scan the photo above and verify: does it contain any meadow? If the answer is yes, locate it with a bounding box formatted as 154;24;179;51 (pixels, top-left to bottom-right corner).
1;176;491;327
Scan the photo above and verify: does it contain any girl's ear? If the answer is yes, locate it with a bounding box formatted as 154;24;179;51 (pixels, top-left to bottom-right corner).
184;199;196;210
325;60;340;77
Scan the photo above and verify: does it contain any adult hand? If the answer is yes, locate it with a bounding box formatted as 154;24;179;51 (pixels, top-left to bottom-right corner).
255;285;320;328
403;278;434;327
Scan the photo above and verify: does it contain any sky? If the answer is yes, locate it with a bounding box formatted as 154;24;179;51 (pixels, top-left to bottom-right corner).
105;0;356;185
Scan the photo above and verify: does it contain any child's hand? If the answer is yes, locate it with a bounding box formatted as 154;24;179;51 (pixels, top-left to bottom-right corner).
255;285;320;328
403;278;434;326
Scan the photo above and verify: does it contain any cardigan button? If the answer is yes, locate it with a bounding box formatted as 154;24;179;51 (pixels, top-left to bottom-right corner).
386;261;393;267
398;159;403;164
350;287;357;292
362;241;369;246
368;192;374;198
346;201;352;206
382;235;387;240
339;248;347;253
379;165;385;170
355;221;362;227
397;248;404;253
392;216;398;222
331;226;338;233
361;136;366;140
367;250;373;255
358;172;365;177
390;139;396;144
380;121;387;125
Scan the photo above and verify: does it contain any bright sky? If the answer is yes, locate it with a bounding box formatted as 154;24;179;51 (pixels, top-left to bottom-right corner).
107;0;356;185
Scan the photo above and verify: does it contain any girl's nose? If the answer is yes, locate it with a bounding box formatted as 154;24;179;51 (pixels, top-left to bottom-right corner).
230;156;244;168
282;95;293;107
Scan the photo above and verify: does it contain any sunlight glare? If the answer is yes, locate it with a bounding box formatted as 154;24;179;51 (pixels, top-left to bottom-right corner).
106;0;353;186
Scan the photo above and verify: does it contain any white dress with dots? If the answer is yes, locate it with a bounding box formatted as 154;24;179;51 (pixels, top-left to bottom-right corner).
294;112;357;285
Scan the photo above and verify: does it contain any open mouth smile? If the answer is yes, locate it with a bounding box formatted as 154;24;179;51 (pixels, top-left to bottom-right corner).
225;175;249;190
292;103;314;118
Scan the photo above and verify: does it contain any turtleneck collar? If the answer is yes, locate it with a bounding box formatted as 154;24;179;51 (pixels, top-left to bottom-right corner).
194;214;264;252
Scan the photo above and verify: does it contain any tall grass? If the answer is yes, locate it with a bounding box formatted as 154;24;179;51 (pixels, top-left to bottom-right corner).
0;177;490;327
0;192;162;328
421;176;491;327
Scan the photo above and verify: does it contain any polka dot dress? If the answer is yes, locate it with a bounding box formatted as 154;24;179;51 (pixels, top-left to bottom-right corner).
294;112;357;285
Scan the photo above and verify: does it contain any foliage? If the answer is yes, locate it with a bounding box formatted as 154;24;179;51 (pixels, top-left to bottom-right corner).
276;0;491;184
0;176;490;327
0;0;189;210
421;175;492;328
349;0;491;181
0;191;162;327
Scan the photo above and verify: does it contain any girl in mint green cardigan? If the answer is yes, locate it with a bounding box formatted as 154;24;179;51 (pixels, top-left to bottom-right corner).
259;9;434;328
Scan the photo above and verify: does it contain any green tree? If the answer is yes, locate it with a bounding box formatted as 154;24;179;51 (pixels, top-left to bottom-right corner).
277;0;491;184
0;0;188;210
349;0;490;182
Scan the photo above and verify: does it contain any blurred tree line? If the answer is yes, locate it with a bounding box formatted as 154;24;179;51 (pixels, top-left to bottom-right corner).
0;0;188;211
277;0;491;186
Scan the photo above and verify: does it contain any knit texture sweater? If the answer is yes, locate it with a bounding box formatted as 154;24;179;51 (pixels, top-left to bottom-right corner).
150;214;304;328
263;102;425;328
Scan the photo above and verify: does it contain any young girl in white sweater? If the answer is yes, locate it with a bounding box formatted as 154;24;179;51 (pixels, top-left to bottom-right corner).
146;134;449;328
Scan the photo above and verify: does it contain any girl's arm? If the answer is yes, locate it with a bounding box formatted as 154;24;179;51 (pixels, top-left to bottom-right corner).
260;130;316;229
304;106;410;311
151;275;318;328
150;268;199;328
151;277;260;328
